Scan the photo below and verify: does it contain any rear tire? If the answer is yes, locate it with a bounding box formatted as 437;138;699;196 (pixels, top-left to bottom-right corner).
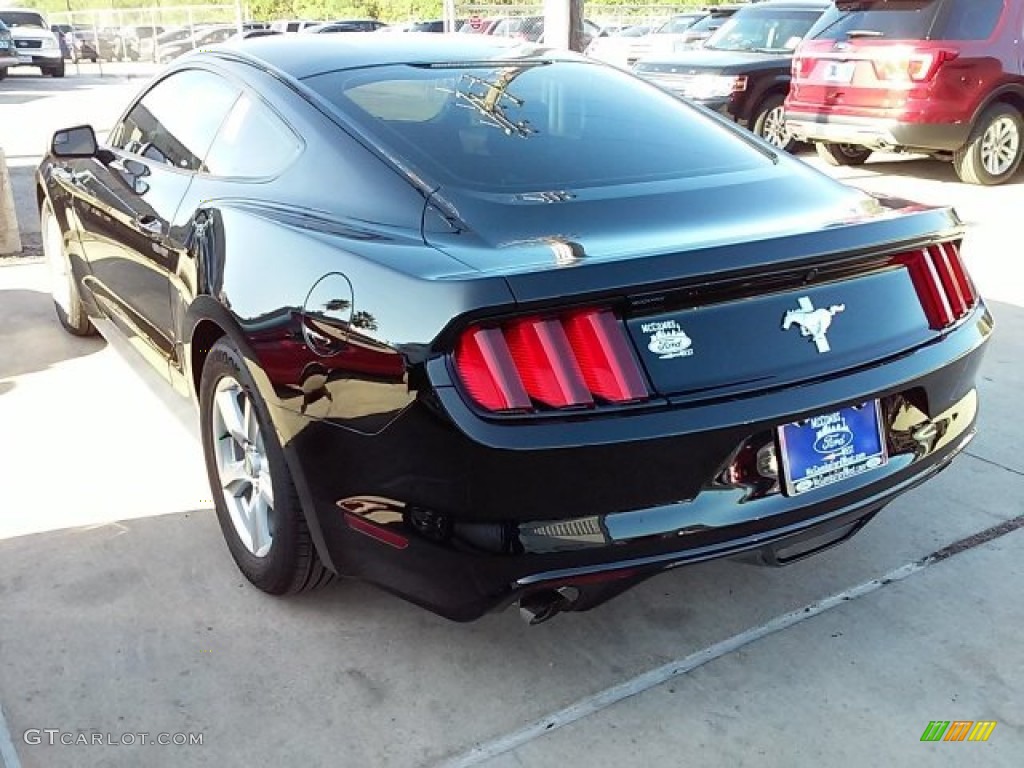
953;103;1023;186
816;142;872;167
751;94;798;153
200;337;335;595
41;199;95;336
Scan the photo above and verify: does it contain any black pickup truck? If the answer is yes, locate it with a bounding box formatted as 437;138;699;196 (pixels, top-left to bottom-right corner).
634;0;829;152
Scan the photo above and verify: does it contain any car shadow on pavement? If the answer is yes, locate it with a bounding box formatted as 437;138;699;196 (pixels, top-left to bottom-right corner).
843;155;1024;186
0;288;105;383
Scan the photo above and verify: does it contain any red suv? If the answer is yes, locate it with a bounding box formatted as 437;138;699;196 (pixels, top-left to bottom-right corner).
785;0;1024;185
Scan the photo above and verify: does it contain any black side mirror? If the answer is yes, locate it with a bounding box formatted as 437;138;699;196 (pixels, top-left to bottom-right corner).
51;125;98;158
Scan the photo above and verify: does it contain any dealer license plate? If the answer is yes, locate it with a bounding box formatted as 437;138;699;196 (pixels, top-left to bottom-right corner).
822;61;856;83
778;402;887;496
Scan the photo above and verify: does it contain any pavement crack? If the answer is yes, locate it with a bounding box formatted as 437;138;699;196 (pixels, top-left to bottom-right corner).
964;450;1024;478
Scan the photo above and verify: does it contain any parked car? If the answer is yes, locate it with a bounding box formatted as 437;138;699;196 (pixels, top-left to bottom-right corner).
37;35;991;623
111;24;165;61
140;26;186;61
786;0;1024;185
269;19;319;33
49;23;73;59
490;15;603;52
157;25;237;63
0;19;17;77
0;8;64;76
635;0;829;151
586;13;704;68
302;20;388;34
69;25;99;62
672;4;745;50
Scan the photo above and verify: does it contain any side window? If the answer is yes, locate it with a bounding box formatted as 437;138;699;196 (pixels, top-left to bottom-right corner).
110;69;240;172
204;92;302;178
942;0;1003;40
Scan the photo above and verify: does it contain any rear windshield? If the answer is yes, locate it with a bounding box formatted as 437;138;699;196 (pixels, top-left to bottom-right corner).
304;61;765;192
809;0;1003;41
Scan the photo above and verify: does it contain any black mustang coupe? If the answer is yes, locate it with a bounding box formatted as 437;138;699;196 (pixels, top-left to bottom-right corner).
37;34;991;623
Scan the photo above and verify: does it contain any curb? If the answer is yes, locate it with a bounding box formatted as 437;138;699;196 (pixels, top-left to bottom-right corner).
0;147;22;256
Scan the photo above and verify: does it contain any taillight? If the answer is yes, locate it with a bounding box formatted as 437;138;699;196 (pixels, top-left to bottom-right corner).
871;48;957;83
897;241;977;330
454;309;649;413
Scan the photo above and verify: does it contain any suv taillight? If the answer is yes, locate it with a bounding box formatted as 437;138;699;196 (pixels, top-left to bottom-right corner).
897;241;977;330
454;308;649;413
872;48;958;83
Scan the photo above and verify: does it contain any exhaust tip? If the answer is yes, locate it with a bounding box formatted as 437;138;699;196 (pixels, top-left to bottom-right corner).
518;587;579;625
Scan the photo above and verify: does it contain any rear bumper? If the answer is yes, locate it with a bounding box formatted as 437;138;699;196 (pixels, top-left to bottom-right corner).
280;303;992;621
785;111;971;153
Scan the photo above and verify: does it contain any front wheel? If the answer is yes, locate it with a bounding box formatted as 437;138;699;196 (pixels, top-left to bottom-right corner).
41;199;95;336
815;142;872;167
44;61;65;78
953;103;1023;186
751;95;798;153
200;337;335;595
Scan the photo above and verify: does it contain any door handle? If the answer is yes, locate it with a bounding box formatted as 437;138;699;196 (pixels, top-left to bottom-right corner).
135;215;164;237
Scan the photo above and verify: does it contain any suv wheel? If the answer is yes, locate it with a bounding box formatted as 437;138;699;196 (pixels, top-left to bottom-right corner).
816;142;872;167
200;337;335;595
954;104;1023;186
752;95;797;153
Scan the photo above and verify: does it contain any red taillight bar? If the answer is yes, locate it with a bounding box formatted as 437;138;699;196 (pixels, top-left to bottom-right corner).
563;310;649;403
455;327;532;412
454;308;649;413
505;317;594;408
897;241;977;330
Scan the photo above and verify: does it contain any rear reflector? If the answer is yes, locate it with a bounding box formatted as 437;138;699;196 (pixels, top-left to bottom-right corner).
898;241;977;330
454;309;649;413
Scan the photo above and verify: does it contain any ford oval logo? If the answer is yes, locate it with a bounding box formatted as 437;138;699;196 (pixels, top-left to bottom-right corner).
814;429;853;454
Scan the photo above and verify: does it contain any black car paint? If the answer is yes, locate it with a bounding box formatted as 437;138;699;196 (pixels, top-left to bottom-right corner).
37;35;991;621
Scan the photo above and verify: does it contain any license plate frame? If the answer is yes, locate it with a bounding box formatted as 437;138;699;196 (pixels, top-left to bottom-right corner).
16;54;31;64
778;401;888;496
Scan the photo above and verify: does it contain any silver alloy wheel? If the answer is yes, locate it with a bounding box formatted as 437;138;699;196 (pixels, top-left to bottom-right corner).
761;105;791;149
211;376;275;557
41;203;72;314
980;116;1020;177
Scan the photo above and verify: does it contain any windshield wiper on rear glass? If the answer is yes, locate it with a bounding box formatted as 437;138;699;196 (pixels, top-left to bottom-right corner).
845;29;884;38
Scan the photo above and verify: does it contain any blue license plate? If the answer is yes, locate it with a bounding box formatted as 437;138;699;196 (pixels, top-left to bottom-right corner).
778;402;887;496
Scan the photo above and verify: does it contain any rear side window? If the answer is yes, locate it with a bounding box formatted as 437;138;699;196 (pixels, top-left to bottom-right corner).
304;61;766;193
205;93;302;178
809;0;1004;41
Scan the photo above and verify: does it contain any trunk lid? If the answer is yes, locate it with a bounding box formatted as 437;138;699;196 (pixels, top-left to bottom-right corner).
427;169;966;401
